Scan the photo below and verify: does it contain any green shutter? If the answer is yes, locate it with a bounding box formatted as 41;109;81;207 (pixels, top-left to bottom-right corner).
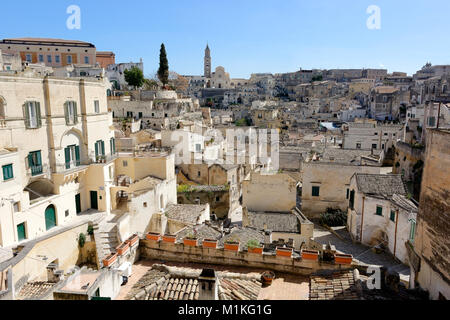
349;190;355;209
110;138;116;155
17;223;26;242
64;102;70;125
23;103;30;128
376;206;383;216
36;102;42;128
312;186;320;197
3;164;13;181
410;221;416;242
390;211;396;222
65;147;71;169
28;153;33;169
95;142;99;158
74;102;78;124
101;141;105;156
75;145;80;166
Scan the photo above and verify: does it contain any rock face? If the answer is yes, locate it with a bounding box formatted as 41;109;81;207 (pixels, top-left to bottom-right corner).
156;90;178;100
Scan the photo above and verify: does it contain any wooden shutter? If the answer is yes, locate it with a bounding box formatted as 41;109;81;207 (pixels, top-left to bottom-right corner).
95;142;99;158
75;145;80;166
74;102;78;124
23;103;30;128
64;102;70;125
36;102;42;128
101;141;105;156
65;147;71;169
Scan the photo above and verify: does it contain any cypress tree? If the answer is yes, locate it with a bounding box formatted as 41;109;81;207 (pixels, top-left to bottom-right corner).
158;43;169;86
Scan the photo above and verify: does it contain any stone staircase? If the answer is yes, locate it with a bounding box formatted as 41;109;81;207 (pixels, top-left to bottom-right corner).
93;221;120;265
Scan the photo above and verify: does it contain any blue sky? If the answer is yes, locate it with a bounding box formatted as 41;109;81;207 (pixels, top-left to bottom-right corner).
0;0;449;78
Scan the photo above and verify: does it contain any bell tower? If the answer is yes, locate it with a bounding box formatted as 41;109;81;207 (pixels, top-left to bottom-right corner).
204;44;211;78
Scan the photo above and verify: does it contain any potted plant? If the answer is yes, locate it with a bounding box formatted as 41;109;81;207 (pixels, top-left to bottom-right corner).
183;232;198;247
103;253;118;267
261;271;276;286
334;253;353;265
162;234;176;243
116;242;130;256
276;247;293;258
126;234;139;247
247;239;263;254
224;238;240;252
146;232;161;241
301;249;320;261
202;239;218;249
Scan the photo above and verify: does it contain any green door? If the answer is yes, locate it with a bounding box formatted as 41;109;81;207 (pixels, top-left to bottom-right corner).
17;223;26;242
45;205;57;231
75;194;82;214
90;191;98;210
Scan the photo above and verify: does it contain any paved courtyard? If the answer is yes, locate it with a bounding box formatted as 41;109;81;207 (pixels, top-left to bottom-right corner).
313;225;410;276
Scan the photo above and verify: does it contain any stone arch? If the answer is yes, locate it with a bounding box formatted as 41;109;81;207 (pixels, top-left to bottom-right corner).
25;179;55;202
59;128;83;149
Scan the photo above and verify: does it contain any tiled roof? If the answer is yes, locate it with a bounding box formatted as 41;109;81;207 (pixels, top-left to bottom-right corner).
247;211;300;233
355;174;407;197
176;224;222;241
128;265;262;301
16;282;56;300
218;278;261;300
148;277;200;300
2;38;95;47
220;227;266;250
391;194;418;213
309;271;361;300
164;204;208;225
319;148;379;165
185;185;228;193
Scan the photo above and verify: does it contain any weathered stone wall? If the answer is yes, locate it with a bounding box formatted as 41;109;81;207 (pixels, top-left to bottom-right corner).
139;239;353;276
415;129;450;299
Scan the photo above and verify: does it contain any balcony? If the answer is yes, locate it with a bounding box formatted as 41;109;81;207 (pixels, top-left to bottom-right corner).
27;164;49;178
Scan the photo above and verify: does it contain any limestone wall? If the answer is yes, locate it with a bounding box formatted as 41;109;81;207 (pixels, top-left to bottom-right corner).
139;239;353;276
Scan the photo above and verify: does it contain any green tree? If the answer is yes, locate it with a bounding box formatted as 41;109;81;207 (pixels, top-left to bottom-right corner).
158;43;169;86
124;66;144;89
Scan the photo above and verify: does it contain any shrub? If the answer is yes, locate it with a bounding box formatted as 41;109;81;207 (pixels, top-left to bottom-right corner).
319;208;348;227
87;225;94;236
247;239;261;250
177;184;191;193
78;233;86;248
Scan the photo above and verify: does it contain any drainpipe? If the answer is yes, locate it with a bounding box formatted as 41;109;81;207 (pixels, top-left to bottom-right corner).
360;196;365;242
393;208;399;259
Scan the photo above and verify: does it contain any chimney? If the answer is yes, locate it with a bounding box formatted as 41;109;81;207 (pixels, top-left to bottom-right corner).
198;269;218;300
47;263;64;283
264;230;273;245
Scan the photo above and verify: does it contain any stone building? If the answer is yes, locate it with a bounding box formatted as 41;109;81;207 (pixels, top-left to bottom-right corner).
369;86;402;120
408;129;450;300
347;173;418;264
96;51;115;69
342;122;403;151
105;60;144;90
301;148;384;217
0;38;97;67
